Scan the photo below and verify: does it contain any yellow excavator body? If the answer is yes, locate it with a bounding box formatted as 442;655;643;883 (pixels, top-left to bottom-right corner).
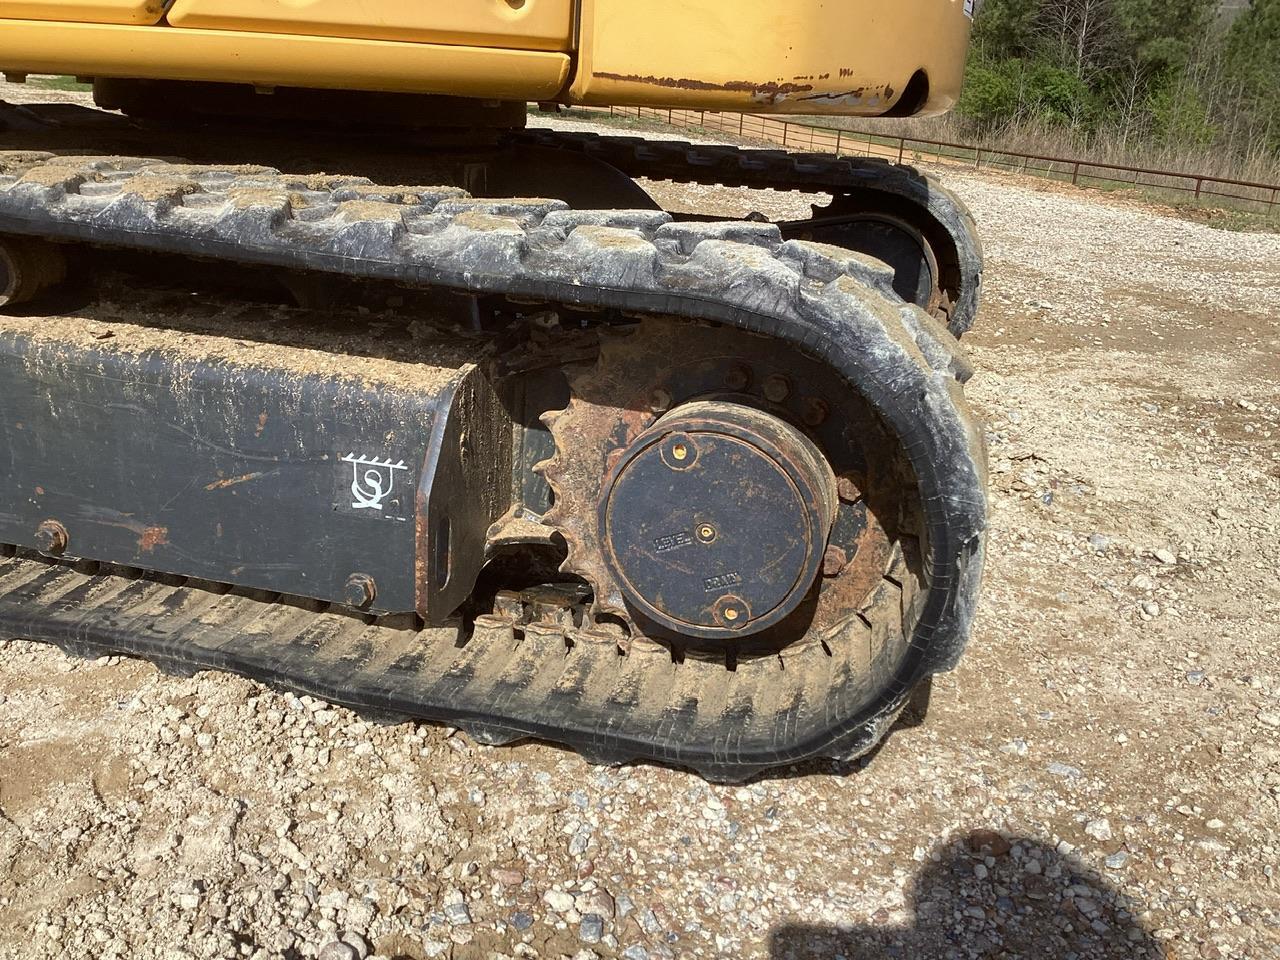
0;0;973;115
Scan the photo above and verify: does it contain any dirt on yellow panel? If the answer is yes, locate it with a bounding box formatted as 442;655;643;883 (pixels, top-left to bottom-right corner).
0;0;163;24
165;0;574;52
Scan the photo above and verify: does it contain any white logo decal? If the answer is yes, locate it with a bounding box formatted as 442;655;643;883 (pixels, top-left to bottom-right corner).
342;454;408;511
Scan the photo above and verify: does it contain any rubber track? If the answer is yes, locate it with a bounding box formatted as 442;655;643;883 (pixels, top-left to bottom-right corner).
0;153;986;780
512;128;984;336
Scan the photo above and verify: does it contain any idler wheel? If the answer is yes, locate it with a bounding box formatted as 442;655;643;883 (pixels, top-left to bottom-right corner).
598;400;837;640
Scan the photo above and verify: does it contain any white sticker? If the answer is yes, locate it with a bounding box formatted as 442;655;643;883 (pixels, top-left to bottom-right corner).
964;0;975;18
342;454;408;512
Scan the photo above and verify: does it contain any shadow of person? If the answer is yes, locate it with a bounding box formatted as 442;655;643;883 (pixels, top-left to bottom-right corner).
768;831;1164;959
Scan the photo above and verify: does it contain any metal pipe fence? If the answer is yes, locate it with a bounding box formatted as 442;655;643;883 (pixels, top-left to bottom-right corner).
606;105;1279;217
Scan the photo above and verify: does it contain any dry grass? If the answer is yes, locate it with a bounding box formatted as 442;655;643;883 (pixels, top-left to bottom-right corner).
861;113;1280;189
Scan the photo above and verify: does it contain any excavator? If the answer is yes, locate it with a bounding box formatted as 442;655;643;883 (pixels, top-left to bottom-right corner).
0;1;987;780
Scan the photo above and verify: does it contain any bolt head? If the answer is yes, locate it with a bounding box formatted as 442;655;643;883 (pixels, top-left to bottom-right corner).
35;520;68;556
823;544;849;576
762;375;791;403
343;574;376;609
714;594;750;630
802;397;830;427
649;388;672;414
724;365;752;391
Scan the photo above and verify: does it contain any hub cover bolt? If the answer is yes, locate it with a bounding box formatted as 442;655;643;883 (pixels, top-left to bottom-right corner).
714;594;750;629
35;519;68;556
762;375;791;403
697;523;717;543
344;573;377;609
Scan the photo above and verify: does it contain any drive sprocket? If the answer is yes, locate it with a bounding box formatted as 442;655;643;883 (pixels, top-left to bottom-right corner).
539;317;912;660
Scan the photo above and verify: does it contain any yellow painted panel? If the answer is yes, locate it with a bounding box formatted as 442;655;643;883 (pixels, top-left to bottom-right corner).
0;0;163;25
572;0;974;117
0;20;572;99
167;0;573;52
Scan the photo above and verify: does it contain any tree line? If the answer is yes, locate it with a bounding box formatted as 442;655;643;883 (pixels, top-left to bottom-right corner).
959;0;1279;166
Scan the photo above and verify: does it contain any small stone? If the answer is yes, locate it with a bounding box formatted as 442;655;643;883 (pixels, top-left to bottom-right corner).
1141;600;1160;617
968;830;1011;857
511;912;534;931
622;947;650;960
579;914;605;944
444;903;471;926
317;943;359;960
544;890;576;913
1085;818;1113;841
340;933;371;959
1130;574;1157;591
1087;534;1110;553
639;909;662;935
1153;548;1177;565
1047;761;1082;779
1257;712;1280;728
1205;819;1225;830
1024;858;1042;875
1105;851;1131;870
578;889;615;919
998;739;1028;756
973;863;989;880
492;868;525;886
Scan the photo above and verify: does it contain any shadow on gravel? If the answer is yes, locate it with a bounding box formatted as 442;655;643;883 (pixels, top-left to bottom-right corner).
768;831;1163;959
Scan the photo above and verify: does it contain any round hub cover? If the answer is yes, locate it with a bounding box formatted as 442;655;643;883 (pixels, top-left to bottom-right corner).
599;400;836;640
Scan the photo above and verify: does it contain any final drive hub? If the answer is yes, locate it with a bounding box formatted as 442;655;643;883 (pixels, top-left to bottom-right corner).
598;400;837;640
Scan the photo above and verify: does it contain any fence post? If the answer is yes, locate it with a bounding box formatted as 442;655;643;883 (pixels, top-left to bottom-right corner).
739;114;744;136
835;130;842;155
1071;162;1080;185
781;123;788;146
975;148;982;169
897;137;905;164
1194;178;1203;199
1270;187;1277;212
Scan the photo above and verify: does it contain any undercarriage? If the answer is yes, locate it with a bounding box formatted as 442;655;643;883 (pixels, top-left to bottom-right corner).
0;96;986;780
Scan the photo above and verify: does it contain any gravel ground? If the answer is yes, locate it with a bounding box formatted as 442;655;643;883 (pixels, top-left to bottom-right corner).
2;80;1280;960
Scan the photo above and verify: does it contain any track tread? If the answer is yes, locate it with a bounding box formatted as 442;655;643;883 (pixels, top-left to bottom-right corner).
0;151;986;780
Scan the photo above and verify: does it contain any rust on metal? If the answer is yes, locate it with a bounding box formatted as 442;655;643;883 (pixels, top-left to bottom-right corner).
35;519;68;556
138;526;169;553
593;72;814;104
823;544;849;577
543;318;909;660
204;471;265;491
